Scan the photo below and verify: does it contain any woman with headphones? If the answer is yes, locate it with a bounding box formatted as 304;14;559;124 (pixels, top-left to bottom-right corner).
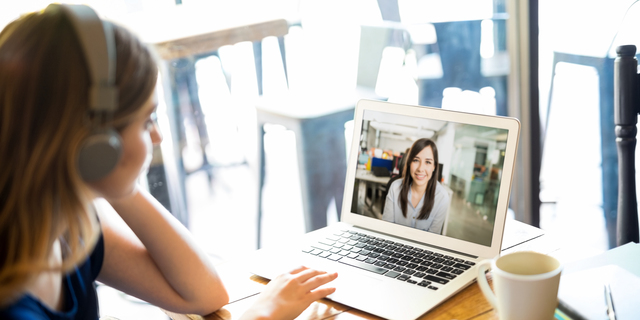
0;4;336;319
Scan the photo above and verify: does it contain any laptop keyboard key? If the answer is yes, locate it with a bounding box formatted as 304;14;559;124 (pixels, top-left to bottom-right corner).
384;271;401;278
339;258;389;274
406;279;418;284
436;272;456;280
319;240;336;246
374;261;387;267
318;251;331;258
394;266;406;272
417;281;430;287
454;263;471;270
328;254;342;261
397;275;410;281
424;275;449;284
312;243;332;251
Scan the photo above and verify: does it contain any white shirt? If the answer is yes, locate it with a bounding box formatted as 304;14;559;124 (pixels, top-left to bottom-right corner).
382;179;450;234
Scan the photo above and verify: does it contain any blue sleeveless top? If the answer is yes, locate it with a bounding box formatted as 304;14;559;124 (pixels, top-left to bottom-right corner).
0;233;104;319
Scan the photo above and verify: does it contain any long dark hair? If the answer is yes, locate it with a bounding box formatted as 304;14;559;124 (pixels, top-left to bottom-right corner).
399;138;439;220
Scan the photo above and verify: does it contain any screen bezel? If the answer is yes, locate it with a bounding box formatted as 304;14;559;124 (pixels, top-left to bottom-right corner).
341;99;521;259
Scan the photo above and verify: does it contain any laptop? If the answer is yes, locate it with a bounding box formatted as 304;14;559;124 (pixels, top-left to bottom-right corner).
249;99;521;320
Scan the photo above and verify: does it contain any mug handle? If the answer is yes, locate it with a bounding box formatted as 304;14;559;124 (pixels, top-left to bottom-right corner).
477;259;498;310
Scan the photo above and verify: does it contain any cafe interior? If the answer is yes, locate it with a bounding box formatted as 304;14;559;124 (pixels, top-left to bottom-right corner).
3;0;640;318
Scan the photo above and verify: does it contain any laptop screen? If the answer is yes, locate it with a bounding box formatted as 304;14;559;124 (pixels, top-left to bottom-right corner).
350;109;510;247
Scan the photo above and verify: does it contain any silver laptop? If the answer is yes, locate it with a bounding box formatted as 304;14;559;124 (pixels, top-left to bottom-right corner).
249;99;520;320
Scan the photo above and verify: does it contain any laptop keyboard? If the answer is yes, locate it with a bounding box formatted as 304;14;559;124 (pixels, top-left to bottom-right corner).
302;229;475;290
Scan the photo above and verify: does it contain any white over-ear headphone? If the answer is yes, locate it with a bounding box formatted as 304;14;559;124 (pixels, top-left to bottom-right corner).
47;4;121;181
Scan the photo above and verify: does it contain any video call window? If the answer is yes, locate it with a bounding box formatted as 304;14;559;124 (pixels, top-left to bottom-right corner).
351;110;509;246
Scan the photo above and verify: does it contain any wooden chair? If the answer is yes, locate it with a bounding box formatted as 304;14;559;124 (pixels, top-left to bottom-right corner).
613;44;640;246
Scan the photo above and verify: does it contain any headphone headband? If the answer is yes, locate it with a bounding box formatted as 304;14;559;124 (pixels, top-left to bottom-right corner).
47;4;118;112
47;4;123;182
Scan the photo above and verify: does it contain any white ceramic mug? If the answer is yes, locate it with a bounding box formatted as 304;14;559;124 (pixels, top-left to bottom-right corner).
477;251;563;320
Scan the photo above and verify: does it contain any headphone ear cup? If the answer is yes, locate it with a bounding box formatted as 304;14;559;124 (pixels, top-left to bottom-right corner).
78;128;123;181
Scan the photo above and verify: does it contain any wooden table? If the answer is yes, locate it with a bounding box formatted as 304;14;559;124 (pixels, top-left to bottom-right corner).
163;219;559;320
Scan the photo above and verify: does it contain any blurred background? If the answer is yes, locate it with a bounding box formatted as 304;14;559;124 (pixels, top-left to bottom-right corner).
4;0;640;318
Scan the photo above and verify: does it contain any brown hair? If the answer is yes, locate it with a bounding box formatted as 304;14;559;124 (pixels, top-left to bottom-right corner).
398;138;439;220
0;7;157;305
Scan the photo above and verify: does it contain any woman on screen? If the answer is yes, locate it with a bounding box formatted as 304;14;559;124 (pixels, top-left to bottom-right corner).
382;138;450;234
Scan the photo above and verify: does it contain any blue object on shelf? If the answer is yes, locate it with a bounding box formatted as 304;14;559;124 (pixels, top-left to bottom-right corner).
371;157;393;171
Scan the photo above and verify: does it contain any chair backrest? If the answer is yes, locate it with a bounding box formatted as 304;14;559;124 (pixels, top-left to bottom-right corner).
613;44;640;246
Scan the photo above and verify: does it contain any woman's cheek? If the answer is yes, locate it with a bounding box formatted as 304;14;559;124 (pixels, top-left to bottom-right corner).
141;132;153;174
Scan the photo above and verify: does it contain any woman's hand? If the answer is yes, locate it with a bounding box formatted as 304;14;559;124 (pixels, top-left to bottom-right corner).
240;266;338;320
